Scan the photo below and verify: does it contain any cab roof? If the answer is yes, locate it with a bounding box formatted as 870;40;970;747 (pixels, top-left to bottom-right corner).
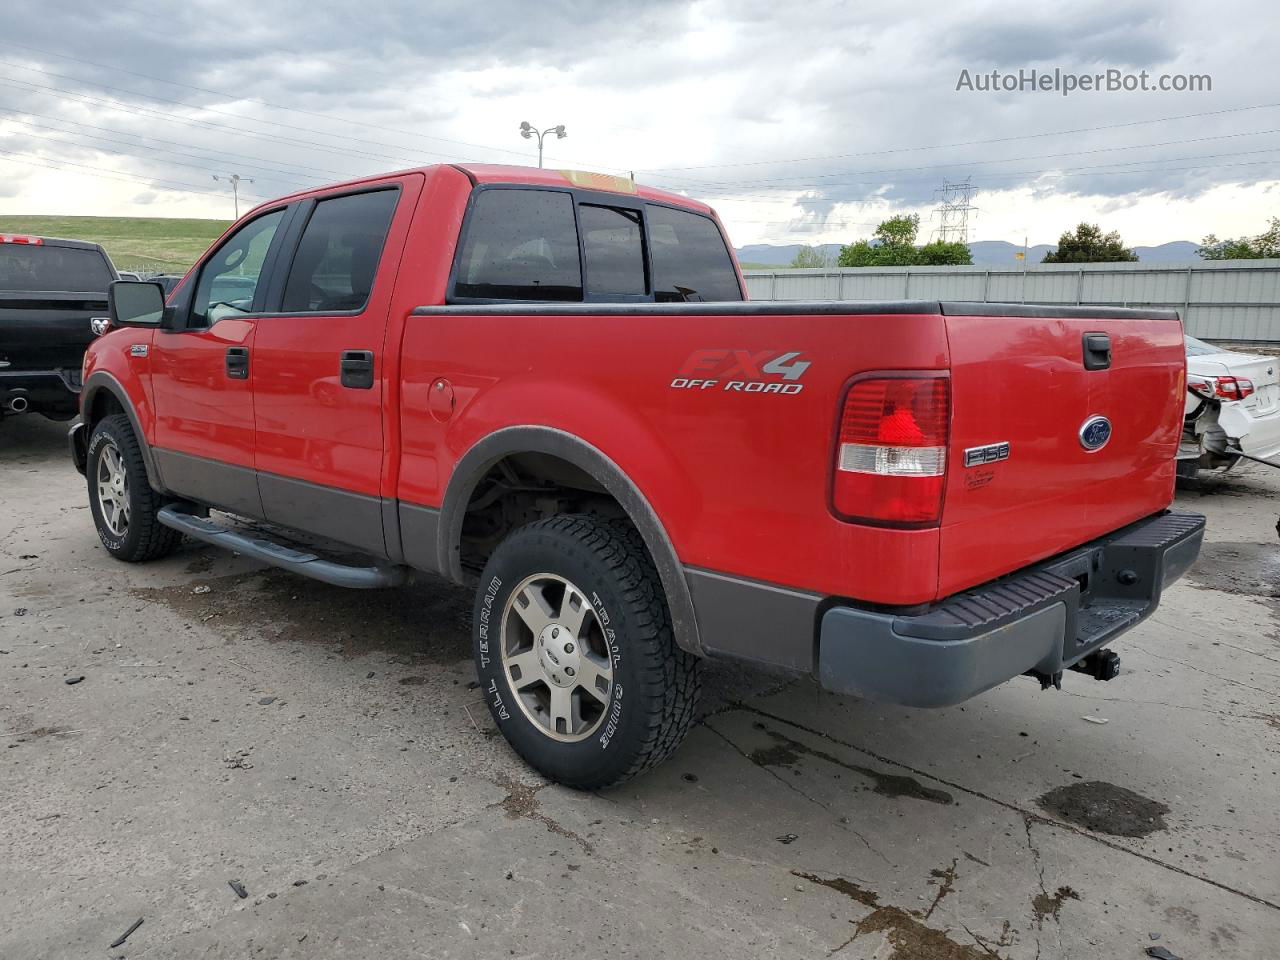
259;163;712;216
454;164;712;213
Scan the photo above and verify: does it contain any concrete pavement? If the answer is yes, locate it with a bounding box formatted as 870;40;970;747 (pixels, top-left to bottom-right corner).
3;413;1278;959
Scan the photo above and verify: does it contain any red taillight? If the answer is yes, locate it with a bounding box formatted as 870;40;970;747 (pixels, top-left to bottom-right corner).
0;235;42;245
1214;376;1254;401
833;376;949;526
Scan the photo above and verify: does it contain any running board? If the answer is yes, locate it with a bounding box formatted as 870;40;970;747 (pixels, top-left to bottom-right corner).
157;505;408;589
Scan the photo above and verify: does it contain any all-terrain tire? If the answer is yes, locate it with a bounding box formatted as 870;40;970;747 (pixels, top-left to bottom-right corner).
473;514;701;789
87;414;182;562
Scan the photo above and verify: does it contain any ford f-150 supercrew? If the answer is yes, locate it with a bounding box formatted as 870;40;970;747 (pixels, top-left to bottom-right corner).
70;164;1204;789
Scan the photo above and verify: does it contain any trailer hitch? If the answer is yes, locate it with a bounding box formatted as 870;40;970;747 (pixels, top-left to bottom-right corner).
1069;648;1122;682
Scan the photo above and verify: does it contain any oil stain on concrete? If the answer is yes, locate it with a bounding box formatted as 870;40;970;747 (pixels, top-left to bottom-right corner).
133;567;472;662
793;869;1000;959
1037;780;1170;837
1188;542;1280;599
749;724;954;805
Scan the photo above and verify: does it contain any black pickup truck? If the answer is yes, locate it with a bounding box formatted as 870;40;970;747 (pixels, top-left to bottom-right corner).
0;234;116;421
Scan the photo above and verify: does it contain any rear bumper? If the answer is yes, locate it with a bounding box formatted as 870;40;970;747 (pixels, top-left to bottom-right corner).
0;368;81;417
817;510;1205;707
1219;401;1280;461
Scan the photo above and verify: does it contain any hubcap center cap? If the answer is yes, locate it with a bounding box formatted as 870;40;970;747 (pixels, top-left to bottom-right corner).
537;623;580;687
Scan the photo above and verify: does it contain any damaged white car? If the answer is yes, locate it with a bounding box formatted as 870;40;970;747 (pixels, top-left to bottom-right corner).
1180;335;1280;478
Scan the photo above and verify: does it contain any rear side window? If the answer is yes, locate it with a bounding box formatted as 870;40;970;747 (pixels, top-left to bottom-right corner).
0;244;112;292
580;205;646;297
281;190;399;313
453;190;582;301
647;205;742;302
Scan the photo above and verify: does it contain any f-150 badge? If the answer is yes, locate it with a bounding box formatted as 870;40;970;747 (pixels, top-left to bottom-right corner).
671;349;809;394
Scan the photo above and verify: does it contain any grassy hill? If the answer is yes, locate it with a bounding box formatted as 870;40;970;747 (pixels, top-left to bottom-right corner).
0;215;230;273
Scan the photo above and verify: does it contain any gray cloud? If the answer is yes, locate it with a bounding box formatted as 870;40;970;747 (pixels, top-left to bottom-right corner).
0;0;1274;240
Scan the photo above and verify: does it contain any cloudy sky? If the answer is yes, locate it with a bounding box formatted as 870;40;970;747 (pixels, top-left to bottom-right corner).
1;0;1277;248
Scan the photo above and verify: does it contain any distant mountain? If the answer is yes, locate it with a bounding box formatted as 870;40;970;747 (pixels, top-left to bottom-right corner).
735;240;1203;268
735;243;843;266
967;240;1203;266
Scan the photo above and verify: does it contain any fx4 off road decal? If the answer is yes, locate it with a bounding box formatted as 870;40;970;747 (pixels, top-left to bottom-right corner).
670;349;810;395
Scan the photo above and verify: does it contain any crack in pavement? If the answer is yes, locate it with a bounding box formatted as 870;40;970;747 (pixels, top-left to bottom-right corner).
700;720;894;866
736;703;1280;913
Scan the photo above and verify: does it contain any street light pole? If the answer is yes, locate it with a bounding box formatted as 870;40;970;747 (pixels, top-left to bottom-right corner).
212;173;254;219
518;121;567;168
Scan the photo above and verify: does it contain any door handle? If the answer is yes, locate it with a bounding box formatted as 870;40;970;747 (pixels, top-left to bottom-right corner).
1082;332;1111;371
225;346;249;380
340;350;374;389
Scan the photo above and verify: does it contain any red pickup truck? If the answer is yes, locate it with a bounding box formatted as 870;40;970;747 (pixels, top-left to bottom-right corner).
71;164;1204;788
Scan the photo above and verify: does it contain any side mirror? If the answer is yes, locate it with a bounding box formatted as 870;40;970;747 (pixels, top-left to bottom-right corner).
108;280;167;328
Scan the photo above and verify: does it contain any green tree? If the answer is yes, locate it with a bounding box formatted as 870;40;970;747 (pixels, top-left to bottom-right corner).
1199;217;1280;259
1042;223;1138;263
836;239;880;267
916;240;973;265
838;214;972;267
790;245;835;268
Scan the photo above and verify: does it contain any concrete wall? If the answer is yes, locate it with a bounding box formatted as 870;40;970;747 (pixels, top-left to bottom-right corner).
742;259;1280;342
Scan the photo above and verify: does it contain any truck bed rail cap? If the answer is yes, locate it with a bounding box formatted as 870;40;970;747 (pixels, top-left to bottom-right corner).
940;301;1180;321
414;300;942;317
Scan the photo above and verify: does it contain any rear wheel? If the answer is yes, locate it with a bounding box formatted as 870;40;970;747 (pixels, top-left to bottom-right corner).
473;515;701;789
87;414;181;562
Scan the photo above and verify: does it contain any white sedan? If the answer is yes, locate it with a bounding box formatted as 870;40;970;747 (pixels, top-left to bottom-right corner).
1180;335;1280;477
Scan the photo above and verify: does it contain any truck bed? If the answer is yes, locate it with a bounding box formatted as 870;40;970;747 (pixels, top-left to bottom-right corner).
400;298;1184;610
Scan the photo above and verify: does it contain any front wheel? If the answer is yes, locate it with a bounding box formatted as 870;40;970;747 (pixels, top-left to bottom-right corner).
87;414;182;562
473;515;701;789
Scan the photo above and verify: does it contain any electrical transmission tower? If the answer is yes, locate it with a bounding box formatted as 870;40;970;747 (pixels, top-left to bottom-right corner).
930;177;977;244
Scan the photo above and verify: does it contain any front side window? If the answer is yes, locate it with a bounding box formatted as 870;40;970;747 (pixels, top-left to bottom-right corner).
280;190;400;313
580;204;646;297
647;204;743;302
453;190;582;301
190;209;286;327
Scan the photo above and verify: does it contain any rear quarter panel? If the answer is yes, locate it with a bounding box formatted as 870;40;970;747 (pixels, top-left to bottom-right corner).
398;309;951;604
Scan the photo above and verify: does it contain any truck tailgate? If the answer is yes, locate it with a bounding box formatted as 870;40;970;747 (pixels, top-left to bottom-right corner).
937;306;1184;598
0;292;102;370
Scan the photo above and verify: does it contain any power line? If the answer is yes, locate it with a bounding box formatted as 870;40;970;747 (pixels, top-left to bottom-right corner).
689;146;1280;202
0;76;448;170
642;101;1280;173
0;40;544;161
0;106;355;181
0;148;250;198
0;39;632;176
654;127;1280;193
0;57;479;164
0;112;327;188
713;156;1280;228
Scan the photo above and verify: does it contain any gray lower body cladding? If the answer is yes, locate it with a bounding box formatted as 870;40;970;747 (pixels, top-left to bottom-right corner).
688;510;1206;708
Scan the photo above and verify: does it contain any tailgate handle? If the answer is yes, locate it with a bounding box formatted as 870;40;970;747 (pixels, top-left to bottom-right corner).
1082;332;1111;371
340;350;375;389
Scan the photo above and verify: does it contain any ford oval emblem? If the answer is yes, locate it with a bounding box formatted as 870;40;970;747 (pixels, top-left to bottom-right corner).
1079;415;1112;452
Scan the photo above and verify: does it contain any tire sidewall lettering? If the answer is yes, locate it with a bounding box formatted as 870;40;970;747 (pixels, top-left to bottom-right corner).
87;430;128;553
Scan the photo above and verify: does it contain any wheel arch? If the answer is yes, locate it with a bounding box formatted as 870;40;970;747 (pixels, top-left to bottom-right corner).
82;372;165;493
438;426;704;657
